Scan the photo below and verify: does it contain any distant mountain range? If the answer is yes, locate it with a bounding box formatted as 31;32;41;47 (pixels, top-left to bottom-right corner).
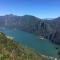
0;14;60;45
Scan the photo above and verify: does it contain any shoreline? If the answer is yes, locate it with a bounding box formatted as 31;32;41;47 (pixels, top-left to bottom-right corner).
6;35;14;40
6;35;59;60
40;53;59;60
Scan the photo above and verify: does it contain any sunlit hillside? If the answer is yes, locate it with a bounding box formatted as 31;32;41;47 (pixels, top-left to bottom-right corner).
0;32;51;60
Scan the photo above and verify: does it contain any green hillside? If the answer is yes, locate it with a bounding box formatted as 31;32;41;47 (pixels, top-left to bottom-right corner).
0;32;51;60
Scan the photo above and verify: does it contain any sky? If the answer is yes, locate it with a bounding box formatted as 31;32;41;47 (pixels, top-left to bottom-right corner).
0;0;60;18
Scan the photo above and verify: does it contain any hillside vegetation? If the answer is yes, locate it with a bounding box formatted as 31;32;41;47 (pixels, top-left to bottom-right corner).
0;32;51;60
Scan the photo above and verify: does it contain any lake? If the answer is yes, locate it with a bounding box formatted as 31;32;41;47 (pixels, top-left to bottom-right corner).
0;28;59;58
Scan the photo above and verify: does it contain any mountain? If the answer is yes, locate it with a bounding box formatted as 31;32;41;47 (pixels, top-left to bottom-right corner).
0;14;52;36
0;32;51;60
0;14;60;45
45;17;60;44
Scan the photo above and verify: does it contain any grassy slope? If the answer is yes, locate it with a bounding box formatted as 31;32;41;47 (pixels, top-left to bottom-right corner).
0;32;50;60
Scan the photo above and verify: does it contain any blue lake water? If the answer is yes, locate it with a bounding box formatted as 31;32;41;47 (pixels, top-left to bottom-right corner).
0;28;59;58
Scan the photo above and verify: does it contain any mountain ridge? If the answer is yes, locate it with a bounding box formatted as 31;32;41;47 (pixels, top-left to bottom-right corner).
0;14;60;44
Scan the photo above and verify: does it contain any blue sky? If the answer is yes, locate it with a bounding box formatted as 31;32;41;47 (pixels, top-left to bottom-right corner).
0;0;60;18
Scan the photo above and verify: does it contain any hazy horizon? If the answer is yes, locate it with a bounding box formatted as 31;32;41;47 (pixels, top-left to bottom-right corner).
0;14;59;19
0;0;60;18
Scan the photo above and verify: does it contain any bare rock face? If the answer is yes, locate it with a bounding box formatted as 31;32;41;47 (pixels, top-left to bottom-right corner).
0;15;60;45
